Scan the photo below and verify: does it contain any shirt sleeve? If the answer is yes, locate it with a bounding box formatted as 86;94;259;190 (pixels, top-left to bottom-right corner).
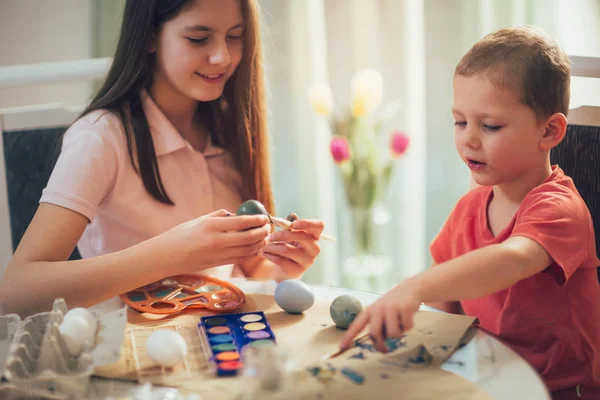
429;209;457;265
40;117;119;222
511;189;592;286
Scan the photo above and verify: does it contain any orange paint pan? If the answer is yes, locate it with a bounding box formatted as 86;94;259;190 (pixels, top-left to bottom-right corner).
120;274;246;315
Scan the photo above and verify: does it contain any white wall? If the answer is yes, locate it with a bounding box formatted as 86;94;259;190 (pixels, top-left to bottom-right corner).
0;0;95;109
424;0;472;251
553;0;600;110
554;0;600;58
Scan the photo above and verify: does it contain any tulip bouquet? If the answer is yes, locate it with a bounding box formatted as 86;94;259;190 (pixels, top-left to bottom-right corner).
308;69;409;257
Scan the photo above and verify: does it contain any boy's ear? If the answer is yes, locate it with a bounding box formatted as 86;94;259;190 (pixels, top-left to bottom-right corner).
540;112;567;150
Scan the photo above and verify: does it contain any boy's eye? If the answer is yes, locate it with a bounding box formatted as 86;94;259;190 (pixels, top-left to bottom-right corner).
454;121;467;128
227;35;243;40
483;125;502;132
187;37;208;44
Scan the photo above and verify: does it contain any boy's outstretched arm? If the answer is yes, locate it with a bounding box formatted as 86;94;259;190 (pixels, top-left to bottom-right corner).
423;263;462;314
340;235;552;352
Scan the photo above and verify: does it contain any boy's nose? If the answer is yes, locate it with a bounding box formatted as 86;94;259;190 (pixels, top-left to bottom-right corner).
463;128;481;150
208;39;231;67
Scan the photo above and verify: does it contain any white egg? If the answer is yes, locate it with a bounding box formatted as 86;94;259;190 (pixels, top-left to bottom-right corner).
64;307;97;340
274;279;315;314
59;315;92;357
145;330;188;368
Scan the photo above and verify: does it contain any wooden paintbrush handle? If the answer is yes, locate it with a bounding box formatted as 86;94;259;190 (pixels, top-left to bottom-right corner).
325;332;371;359
270;216;338;242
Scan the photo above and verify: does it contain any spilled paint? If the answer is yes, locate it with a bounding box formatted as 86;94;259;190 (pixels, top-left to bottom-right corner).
357;342;376;353
341;367;365;384
350;352;366;360
307;363;337;382
385;337;407;352
409;347;432;365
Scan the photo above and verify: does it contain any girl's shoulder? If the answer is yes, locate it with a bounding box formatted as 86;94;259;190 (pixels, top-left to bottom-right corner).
63;109;127;154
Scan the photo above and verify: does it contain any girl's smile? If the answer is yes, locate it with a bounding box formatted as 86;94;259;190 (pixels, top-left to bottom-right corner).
196;72;225;83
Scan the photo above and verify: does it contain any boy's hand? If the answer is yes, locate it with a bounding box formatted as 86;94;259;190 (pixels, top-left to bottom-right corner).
340;279;423;352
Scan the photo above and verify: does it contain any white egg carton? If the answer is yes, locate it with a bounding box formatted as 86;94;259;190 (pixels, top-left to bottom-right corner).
0;298;127;399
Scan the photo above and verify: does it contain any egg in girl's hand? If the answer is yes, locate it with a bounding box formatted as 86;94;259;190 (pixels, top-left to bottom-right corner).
236;200;269;216
146;329;188;368
274;279;315;314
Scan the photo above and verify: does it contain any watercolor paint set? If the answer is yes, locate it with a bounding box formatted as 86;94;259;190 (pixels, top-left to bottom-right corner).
120;275;246;315
198;311;277;376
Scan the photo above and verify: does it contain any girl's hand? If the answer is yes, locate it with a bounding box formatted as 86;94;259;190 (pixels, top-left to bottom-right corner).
261;219;324;279
339;279;423;352
166;209;271;273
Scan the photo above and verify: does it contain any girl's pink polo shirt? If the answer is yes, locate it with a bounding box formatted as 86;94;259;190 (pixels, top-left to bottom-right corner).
40;93;244;280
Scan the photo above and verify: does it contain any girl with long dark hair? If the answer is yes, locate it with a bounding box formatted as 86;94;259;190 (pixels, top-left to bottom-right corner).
1;0;324;316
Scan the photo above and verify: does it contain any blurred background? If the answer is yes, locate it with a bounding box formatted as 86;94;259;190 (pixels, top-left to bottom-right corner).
1;0;599;291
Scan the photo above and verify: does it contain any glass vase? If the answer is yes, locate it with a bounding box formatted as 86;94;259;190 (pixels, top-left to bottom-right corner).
342;205;393;293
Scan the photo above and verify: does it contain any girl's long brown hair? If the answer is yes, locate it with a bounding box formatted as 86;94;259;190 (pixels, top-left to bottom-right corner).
78;0;274;213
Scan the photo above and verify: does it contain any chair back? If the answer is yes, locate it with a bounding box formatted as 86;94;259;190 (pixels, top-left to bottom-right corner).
0;106;82;274
551;124;600;281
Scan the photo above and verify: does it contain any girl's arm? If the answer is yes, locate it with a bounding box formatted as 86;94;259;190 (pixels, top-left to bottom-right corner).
0;204;270;317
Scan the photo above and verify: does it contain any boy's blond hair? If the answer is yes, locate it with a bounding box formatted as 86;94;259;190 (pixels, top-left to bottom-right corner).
455;26;571;120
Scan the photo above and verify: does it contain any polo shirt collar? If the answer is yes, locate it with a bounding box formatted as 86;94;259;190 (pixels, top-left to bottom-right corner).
142;91;225;157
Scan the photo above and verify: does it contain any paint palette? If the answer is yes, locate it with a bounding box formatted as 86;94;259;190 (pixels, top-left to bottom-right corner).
120;275;246;315
198;311;277;376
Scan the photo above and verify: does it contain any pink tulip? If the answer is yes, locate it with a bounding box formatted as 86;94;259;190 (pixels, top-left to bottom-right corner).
330;136;351;164
390;130;409;157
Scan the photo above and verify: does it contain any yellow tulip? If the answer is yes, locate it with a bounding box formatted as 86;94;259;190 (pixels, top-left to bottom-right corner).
350;68;383;118
307;84;333;117
351;96;368;118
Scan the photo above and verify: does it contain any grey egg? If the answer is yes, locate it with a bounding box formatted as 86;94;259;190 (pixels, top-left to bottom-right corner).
236;199;269;216
329;295;363;329
274;280;315;314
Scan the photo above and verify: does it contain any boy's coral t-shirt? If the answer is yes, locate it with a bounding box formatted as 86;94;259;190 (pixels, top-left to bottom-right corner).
430;166;600;392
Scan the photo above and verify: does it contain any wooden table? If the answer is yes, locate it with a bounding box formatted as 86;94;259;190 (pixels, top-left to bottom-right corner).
88;279;550;400
232;279;550;400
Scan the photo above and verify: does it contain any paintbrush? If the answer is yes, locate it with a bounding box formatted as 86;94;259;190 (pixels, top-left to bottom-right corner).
324;332;371;360
270;216;337;242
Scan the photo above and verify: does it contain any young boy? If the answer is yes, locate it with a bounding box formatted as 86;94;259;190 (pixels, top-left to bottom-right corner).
340;26;600;399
